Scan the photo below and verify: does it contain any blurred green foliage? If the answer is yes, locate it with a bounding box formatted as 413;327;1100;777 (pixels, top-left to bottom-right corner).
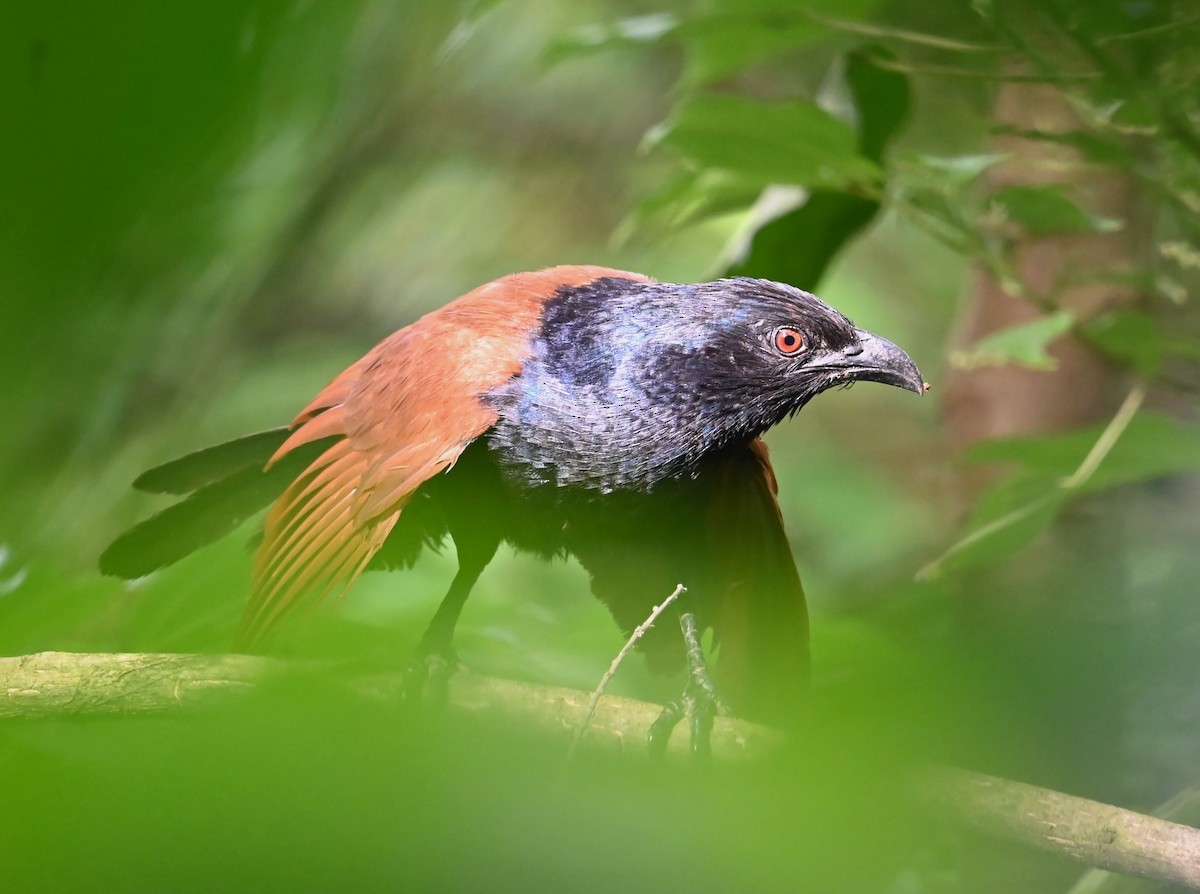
2;0;1200;891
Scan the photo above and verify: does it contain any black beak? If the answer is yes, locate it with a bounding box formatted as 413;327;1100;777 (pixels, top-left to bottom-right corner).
817;328;926;394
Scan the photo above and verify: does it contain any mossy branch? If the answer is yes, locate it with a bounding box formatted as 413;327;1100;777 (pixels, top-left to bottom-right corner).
2;650;1200;889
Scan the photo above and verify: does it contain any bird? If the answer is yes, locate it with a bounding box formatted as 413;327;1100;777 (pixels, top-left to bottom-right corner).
102;265;924;745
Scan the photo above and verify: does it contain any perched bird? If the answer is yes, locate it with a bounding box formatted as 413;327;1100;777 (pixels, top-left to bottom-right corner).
102;266;923;741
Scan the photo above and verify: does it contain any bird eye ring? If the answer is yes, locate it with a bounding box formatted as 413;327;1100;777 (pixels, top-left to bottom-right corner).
773;327;806;355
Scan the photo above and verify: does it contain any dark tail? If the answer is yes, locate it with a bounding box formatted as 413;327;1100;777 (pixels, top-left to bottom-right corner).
100;428;334;579
130;428;296;495
708;441;810;725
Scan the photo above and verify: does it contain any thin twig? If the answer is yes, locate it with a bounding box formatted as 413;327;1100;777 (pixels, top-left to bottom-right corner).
917;493;1059;581
567;584;685;757
920;385;1146;579
1093;17;1200;45
865;54;1100;83
1061;385;1145;489
805;11;1002;53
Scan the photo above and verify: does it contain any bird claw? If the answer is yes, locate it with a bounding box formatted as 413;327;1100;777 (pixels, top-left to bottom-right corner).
647;612;731;761
401;644;460;705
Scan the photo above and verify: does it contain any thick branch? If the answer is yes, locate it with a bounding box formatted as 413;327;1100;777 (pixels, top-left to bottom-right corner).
0;650;775;760
3;651;1200;890
920;768;1200;890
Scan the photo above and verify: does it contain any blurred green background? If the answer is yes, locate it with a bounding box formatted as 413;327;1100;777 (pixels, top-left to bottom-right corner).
3;1;1199;891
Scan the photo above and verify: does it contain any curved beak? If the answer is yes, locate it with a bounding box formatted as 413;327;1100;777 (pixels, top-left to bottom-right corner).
819;328;926;394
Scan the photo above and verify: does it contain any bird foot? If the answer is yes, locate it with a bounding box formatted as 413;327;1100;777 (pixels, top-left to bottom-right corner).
647;612;732;760
401;643;461;705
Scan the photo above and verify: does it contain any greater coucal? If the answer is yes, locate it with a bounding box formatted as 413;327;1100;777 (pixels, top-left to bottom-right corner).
103;266;923;741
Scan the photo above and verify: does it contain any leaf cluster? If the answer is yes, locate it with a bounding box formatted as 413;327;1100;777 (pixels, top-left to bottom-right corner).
567;0;1200;577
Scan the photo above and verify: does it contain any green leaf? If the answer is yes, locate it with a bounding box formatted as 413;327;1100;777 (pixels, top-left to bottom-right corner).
967;429;1090;476
622;169;762;236
989;127;1133;167
680;17;828;85
1165;336;1200;363
1062;131;1134;166
724;191;878;286
1082;309;1163;376
925;407;1200;580
588;12;678;43
845;47;910;163
1064;413;1200;494
1107;98;1159;133
969;412;1200;494
919;484;1065;580
723;48;907;284
547;13;679;61
951;311;1075;371
969;424;1094;475
659;94;881;190
991;185;1122;236
911;153;1007;184
679;0;882;85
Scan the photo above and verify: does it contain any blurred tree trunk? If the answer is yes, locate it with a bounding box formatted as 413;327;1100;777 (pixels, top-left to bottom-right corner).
944;75;1139;456
942;71;1143;800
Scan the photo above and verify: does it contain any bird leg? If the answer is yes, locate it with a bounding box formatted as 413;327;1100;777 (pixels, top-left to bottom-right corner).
402;559;483;703
647;612;732;760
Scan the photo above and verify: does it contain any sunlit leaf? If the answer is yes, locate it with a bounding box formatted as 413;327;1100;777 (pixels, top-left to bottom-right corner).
679;0;882;84
724;48;907;283
681;18;828;85
622;169;762;237
548;13;679;61
659;94;881;190
911;152;1007;183
724;192;878;286
951;311;1075;371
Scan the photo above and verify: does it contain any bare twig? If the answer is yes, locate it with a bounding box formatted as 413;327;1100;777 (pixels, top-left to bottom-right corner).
920;384;1146;579
568;583;685;757
1060;385;1145;489
805;10;1002;53
863;53;1101;83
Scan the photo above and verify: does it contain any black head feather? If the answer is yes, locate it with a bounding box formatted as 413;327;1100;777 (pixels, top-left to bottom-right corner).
486;277;922;493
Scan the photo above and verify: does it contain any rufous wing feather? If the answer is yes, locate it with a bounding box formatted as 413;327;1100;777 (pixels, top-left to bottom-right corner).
239;266;652;646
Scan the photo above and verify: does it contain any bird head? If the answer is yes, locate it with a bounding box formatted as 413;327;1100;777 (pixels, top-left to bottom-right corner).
490;274;925;492
667;277;926;430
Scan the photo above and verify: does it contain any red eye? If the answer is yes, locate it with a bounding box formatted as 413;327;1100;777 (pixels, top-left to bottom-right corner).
773;327;805;355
